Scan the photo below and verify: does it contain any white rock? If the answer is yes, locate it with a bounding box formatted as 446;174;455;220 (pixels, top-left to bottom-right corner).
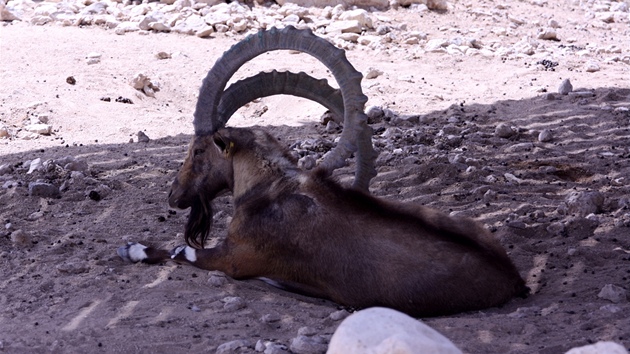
0;2;20;21
24;124;52;135
585;61;601;72
290;335;327;354
537;28;558;40
115;21;140;34
0;163;11;175
195;25;215;38
339;9;372;28
222;296;246;311
326;20;362;34
538;129;553;142
328;307;462;354
597;284;627;304
425;38;448;52
30;15;53;25
205;11;231;26
566;191;604;217
565;341;629;354
149;22;171;32
610;2;629;12
365;67;383;79
495;123;515;138
558;78;573;95
138;15;156;30
548;19;560;28
216;339;251;354
596;12;615;23
504;173;524;184
508;15;526;25
0;126;9;138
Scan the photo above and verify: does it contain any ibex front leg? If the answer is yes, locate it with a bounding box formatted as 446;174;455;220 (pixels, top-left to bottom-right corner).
117;242;262;279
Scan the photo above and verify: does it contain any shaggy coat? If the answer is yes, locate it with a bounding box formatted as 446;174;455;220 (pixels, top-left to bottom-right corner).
120;127;528;317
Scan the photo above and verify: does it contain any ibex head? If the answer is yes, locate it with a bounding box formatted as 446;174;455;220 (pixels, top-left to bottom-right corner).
170;26;379;249
169;128;300;248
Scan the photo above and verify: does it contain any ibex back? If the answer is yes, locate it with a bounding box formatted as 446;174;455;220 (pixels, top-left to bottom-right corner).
119;127;528;317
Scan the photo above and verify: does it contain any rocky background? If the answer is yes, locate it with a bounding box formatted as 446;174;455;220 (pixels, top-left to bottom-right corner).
1;0;630;353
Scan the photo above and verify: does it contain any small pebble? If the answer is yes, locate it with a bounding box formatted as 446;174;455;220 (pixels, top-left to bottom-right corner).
11;229;31;247
597;284;627;303
585;61;600;72
538;129;553;142
558;78;572;95
329;309;350;321
495;123;515;138
222;296;246;311
137;131;150;143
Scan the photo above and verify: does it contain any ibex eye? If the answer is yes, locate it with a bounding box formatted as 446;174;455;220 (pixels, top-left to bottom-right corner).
193;149;205;157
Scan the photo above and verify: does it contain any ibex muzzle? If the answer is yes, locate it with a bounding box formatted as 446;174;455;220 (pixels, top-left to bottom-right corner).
118;26;528;317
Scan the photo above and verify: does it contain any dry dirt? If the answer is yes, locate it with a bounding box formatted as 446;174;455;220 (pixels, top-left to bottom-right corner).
1;1;630;353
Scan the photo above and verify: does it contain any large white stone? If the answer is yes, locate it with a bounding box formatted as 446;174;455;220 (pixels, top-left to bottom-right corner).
565;341;628;354
327;307;462;354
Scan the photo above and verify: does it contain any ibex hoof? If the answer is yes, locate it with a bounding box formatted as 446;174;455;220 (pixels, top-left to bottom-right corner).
170;245;197;263
117;242;148;263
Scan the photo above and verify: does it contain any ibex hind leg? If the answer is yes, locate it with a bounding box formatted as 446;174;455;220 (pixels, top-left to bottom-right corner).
117;242;171;264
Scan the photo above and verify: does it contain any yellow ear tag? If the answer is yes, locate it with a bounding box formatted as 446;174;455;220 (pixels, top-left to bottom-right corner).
225;141;234;156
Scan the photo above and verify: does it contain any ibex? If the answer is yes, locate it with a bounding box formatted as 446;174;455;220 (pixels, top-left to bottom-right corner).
119;26;528;317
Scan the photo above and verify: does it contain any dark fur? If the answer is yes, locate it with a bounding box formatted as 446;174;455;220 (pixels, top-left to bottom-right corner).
161;127;529;317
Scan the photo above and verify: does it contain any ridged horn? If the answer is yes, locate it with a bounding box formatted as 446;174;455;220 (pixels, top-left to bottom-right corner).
218;70;344;123
194;25;377;191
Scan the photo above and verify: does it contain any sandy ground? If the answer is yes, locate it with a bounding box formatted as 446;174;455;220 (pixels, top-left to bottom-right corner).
1;0;630;353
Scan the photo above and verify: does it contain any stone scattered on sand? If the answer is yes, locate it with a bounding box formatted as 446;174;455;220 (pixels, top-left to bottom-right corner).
290;328;328;354
28;181;60;198
597;284;627;303
495;123;516;138
24;124;52;135
538;129;553;142
130;73;159;97
0;125;9;138
10;229;31;247
365;67;383;79
585;61;601;72
222;296;246;311
216;339;252;354
565;191;604;217
0;2;20;21
558;78;573;95
260;313;281;323
537;28;558;40
137;131;150;143
329;309;350;321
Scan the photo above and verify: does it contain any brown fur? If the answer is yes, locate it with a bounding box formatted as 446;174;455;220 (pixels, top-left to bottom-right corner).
164;127;529;317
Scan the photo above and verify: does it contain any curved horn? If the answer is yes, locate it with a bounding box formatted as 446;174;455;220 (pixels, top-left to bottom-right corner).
195;26;377;190
218;70;344;123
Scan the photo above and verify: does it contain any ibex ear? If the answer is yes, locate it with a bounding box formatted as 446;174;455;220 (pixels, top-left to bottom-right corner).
213;134;234;157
